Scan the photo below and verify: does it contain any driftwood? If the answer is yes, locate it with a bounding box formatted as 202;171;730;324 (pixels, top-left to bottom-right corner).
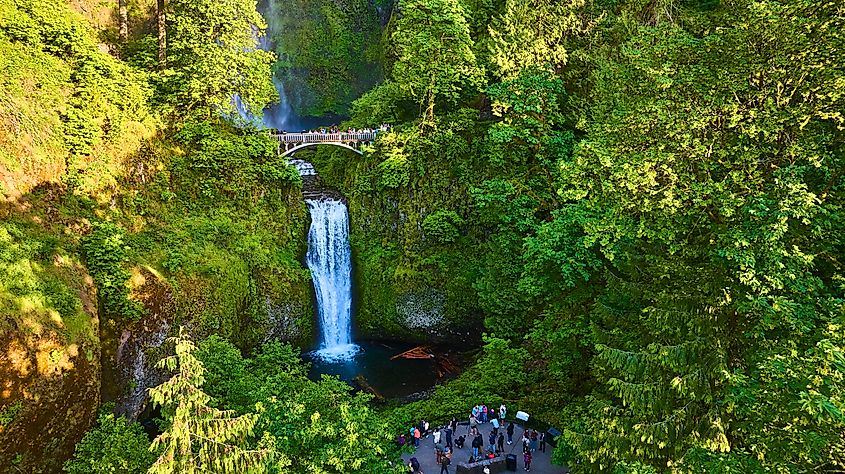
353;374;385;402
435;356;460;378
390;345;435;360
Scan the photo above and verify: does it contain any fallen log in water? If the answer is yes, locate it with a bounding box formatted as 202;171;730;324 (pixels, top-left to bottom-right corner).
353;374;385;402
390;345;434;360
435;356;460;376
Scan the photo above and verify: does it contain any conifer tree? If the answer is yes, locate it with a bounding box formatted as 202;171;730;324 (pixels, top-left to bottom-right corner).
148;327;270;474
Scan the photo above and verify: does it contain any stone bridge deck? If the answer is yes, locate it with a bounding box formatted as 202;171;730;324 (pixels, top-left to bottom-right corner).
271;131;380;157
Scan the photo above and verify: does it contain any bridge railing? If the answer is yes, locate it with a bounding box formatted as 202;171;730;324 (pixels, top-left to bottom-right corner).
271;131;379;144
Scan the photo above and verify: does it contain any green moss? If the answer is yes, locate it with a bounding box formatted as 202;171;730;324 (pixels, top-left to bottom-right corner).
0;402;23;428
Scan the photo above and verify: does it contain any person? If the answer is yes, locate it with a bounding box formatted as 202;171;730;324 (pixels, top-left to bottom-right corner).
423;420;430;435
469;414;478;434
439;449;452;474
539;431;546;453
530;430;538;452
522;431;530;451
435;440;444;464
481;405;488;423
414;427;421;447
445;426;453;449
398;434;406;447
499;404;507;421
523;449;532;472
488;431;496;454
475;433;484;457
433;428;441;445
491;416;500;433
450;418;458;433
455;435;465;449
409;456;421;474
471;432;481;458
497;432;505;454
472;405;480;419
507;422;515;445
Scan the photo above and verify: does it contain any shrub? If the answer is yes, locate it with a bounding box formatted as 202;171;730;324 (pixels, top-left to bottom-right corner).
64;412;155;474
81;222;143;320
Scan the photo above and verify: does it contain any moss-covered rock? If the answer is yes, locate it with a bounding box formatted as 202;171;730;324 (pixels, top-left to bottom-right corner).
0;195;101;473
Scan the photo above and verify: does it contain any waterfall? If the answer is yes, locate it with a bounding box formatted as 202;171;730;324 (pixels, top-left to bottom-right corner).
233;30;296;131
306;198;358;361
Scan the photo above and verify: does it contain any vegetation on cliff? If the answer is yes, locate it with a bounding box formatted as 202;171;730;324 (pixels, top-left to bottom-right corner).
2;0;844;472
313;0;845;471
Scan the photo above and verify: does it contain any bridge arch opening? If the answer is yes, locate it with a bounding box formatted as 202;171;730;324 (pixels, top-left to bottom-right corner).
279;142;364;158
271;130;380;157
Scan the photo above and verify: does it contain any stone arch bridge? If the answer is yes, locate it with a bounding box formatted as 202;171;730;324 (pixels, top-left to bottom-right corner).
271;131;379;157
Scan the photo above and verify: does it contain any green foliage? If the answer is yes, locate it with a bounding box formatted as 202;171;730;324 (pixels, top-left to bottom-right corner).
488;0;585;79
394;337;534;424
63;412;156;474
0;401;23;427
0;220;88;331
0;0;156;195
81;222;142;320
268;0;385;116
391;0;485;123
422;210;464;244
171;120;300;203
195;336;405;473
149;327;271;474
158;0;276;117
555;0;845;470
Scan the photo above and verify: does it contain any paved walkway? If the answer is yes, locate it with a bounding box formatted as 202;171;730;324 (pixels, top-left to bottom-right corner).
401;421;569;474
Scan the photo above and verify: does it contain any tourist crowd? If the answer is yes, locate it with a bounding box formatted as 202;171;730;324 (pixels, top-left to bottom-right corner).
275;123;392;135
400;404;547;474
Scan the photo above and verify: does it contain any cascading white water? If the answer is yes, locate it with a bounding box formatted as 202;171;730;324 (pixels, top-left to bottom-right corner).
306;198;358;361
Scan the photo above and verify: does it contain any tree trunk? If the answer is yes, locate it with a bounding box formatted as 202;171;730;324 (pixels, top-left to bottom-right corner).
118;0;128;41
157;0;166;67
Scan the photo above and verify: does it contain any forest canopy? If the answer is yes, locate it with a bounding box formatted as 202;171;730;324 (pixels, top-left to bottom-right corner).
1;0;843;472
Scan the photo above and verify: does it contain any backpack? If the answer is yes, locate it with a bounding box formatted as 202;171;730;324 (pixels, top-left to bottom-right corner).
442;457;451;466
410;457;420;470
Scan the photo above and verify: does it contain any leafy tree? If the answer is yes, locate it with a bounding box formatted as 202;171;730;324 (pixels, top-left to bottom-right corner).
82;222;143;320
195;337;404;473
391;0;485;124
148;327;271;474
488;0;586;79
558;0;845;470
64;412;155;474
158;0;276;117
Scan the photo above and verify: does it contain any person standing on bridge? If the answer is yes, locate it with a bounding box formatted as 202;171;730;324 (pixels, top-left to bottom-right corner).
507;421;515;445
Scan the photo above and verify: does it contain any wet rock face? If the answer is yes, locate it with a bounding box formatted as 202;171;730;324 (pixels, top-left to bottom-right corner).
264;296;304;343
111;317;170;419
397;289;446;330
101;269;174;420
